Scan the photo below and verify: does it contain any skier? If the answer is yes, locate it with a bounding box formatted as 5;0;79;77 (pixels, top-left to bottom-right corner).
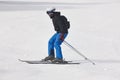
43;8;70;63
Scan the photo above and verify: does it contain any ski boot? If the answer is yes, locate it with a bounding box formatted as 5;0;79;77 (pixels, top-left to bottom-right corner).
52;58;68;64
42;56;55;61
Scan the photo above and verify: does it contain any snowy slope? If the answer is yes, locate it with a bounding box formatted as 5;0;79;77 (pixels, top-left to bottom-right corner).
0;0;120;80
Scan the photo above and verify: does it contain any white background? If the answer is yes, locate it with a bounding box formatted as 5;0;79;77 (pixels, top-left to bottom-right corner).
0;0;120;80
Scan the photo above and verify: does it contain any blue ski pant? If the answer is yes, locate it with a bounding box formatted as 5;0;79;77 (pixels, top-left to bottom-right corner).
48;33;68;59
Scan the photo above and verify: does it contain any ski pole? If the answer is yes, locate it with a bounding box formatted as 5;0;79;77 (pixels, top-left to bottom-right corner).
63;40;95;65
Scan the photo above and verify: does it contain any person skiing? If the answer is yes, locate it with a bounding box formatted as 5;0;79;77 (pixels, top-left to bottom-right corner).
43;8;70;63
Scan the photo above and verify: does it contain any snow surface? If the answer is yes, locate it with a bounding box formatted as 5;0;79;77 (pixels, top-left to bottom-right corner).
0;0;120;80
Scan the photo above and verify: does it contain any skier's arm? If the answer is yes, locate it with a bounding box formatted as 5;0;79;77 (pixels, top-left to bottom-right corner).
57;17;66;33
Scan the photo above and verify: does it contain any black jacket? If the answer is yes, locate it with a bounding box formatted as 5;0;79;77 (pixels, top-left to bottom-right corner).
51;12;68;33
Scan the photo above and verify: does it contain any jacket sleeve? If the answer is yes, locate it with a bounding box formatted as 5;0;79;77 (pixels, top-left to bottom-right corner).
57;16;67;33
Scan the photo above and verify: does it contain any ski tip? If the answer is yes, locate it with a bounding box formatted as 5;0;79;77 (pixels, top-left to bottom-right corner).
18;59;24;62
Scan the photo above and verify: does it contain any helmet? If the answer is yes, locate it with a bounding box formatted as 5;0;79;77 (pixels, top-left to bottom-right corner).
46;8;56;14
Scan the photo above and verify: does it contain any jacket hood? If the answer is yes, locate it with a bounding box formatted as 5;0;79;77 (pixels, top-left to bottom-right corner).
53;12;61;16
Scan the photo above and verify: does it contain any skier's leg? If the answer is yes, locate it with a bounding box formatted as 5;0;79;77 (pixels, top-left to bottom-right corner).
48;33;57;57
54;33;68;59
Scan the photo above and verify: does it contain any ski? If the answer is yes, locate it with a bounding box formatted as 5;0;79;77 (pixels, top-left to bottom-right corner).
18;59;80;64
